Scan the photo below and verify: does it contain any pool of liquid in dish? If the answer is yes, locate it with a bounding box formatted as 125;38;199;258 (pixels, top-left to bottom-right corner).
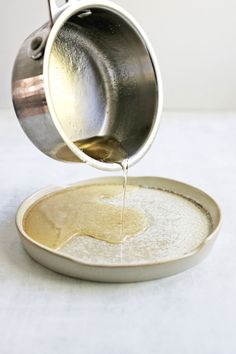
24;184;146;248
23;184;213;265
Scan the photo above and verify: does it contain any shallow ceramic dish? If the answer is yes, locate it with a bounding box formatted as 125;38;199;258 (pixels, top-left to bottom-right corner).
16;177;222;283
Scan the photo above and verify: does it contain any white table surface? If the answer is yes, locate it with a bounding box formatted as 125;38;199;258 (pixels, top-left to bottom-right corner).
0;108;235;354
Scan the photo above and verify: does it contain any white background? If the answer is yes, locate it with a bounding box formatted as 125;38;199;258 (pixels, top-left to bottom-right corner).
1;1;236;354
1;0;236;110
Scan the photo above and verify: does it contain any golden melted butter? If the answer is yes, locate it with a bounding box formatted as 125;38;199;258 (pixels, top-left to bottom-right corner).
74;136;128;163
23;184;148;250
52;136;128;163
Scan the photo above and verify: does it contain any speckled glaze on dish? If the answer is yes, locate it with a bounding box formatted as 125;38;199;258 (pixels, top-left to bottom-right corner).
16;177;222;283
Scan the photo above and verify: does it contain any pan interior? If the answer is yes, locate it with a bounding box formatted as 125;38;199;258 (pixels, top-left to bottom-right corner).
48;7;158;162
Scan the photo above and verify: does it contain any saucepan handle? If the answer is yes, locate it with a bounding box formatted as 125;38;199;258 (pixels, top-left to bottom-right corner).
48;0;76;25
29;0;79;59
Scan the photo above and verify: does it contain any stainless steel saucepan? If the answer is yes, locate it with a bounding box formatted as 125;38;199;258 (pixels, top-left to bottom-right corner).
12;0;163;170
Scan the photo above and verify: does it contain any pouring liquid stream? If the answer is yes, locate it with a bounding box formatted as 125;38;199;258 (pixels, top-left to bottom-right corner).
119;158;129;262
120;159;129;238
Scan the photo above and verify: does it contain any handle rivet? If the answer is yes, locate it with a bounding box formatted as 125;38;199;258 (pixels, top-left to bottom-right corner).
31;37;43;51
